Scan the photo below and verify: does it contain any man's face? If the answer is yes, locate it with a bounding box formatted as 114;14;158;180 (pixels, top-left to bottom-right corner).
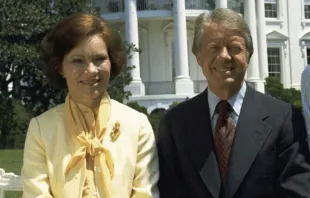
196;23;248;91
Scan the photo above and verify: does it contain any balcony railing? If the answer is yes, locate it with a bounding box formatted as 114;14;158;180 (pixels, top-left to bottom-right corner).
137;0;172;11
185;0;215;10
96;0;218;14
95;0;124;14
106;0;124;13
95;0;243;14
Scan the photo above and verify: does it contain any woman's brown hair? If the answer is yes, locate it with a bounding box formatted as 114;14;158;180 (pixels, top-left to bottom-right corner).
40;12;126;89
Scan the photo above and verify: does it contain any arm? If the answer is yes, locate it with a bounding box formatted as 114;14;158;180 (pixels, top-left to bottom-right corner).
156;114;185;198
301;66;310;146
277;106;310;197
131;114;159;198
21;118;53;198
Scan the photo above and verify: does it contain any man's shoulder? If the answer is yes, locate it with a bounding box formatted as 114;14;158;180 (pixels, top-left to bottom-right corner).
165;87;294;118
251;88;292;113
165;92;205;118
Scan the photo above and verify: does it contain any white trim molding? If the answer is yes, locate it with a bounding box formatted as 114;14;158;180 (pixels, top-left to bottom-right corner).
266;29;289;40
265;0;284;28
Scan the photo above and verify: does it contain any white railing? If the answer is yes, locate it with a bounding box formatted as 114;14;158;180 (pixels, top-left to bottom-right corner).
185;0;215;10
94;0;218;14
94;0;243;14
136;0;172;11
0;168;22;198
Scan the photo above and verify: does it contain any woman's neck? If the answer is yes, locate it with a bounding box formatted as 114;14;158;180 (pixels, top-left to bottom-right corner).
70;94;102;114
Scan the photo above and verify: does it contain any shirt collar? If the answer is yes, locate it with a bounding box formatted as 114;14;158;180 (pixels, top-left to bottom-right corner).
208;82;247;117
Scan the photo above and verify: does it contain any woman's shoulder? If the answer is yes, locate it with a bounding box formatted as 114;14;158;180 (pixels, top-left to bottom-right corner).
34;103;65;123
26;104;65;142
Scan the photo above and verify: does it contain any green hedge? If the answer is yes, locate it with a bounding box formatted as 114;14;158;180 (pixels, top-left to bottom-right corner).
265;77;302;111
126;101;181;134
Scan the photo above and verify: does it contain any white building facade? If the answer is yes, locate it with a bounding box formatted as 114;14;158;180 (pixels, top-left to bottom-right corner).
94;0;310;113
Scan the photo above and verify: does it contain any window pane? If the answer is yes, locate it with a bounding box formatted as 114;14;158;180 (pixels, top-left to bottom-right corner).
267;47;281;80
305;5;310;19
307;48;310;65
265;3;277;18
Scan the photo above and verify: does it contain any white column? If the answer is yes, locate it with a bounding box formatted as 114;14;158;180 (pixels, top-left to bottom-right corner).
216;0;228;8
256;0;268;81
125;0;145;96
173;0;194;94
244;0;265;93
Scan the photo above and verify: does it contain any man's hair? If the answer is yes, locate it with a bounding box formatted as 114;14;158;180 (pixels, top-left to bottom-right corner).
192;8;253;62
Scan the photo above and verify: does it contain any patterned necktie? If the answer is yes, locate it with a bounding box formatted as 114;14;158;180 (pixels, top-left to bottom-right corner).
214;100;236;185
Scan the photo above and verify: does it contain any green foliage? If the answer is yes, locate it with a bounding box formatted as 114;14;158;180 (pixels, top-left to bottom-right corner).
107;41;142;103
8;100;32;149
148;114;162;137
169;101;180;109
265;77;302;111
126;101;148;116
0;0;97;114
126;102;170;137
0;0;135;148
0;97;32;149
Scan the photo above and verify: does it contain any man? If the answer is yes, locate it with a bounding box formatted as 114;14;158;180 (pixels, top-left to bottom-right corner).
301;65;310;146
156;8;310;198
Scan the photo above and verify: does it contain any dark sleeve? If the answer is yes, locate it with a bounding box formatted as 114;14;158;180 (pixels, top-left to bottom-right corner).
277;105;310;197
156;114;185;198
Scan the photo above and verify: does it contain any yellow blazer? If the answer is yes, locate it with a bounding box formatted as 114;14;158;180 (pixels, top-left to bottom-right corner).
21;99;159;198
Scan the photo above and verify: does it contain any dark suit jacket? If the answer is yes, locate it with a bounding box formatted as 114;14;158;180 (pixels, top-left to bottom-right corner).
156;85;310;198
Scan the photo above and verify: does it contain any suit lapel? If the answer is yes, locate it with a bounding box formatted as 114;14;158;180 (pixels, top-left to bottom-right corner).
186;89;221;198
224;86;271;198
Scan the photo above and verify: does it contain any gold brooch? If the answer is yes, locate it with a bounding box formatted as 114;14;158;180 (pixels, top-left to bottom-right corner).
110;121;121;142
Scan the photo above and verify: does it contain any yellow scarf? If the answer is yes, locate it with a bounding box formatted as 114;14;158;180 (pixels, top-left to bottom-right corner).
64;92;114;198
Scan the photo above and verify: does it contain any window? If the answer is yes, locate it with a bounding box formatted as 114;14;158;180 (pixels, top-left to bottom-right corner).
307;48;310;65
265;0;277;18
267;48;281;79
228;0;244;15
305;0;310;19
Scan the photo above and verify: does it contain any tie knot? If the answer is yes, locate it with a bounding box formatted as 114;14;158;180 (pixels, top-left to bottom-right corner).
215;100;231;116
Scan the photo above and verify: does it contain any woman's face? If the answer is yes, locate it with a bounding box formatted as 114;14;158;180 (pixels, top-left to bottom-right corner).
61;34;111;103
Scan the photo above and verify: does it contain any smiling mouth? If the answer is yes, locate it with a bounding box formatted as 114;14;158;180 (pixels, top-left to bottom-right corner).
80;79;101;85
214;68;234;72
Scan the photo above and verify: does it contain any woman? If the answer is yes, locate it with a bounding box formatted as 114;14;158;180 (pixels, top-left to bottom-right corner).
21;13;159;198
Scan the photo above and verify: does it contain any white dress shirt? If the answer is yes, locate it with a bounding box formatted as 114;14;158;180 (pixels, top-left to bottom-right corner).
207;82;247;134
